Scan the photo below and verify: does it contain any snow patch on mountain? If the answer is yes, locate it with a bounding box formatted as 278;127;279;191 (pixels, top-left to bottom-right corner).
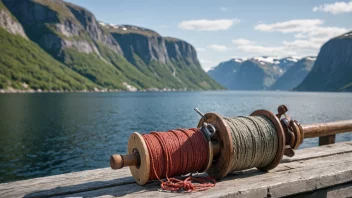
232;58;247;63
252;56;280;64
284;56;301;62
305;56;317;61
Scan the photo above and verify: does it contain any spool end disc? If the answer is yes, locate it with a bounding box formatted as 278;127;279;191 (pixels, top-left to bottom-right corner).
198;113;234;179
128;132;150;185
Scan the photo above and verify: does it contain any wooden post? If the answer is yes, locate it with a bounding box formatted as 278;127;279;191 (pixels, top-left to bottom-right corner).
319;134;336;146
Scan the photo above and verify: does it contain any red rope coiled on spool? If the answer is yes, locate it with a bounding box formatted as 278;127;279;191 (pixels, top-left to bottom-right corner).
143;128;216;192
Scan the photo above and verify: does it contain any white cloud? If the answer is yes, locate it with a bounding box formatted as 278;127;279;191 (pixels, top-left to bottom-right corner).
178;19;239;31
255;19;347;38
251;19;348;56
207;44;229;52
285;26;348;50
309;26;348;38
219;7;229;12
313;1;352;15
254;19;323;33
232;38;255;45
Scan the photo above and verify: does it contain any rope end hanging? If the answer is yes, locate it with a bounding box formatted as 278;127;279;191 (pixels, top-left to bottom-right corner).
161;175;216;192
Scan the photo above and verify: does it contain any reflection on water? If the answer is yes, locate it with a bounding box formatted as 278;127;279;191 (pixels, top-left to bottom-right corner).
0;91;351;183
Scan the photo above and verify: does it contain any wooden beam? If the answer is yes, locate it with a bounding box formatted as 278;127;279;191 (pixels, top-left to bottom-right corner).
303;120;352;138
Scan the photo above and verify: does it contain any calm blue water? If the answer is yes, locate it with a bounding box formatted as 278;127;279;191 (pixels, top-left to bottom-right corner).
0;91;351;183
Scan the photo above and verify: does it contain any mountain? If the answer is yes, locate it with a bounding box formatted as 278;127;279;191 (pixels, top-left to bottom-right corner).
0;0;98;91
0;0;222;91
208;56;287;90
296;31;352;92
207;58;245;88
105;24;221;90
230;59;282;90
269;57;316;90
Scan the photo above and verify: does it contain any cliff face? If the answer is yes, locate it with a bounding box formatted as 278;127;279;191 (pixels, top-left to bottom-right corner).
270;57;315;90
65;2;122;54
2;0;121;56
164;37;200;66
108;25;168;64
0;0;222;91
108;25;201;66
0;1;27;38
296;32;352;91
106;24;221;90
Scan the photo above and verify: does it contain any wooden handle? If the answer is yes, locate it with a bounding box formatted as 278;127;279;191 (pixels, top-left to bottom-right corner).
110;153;139;169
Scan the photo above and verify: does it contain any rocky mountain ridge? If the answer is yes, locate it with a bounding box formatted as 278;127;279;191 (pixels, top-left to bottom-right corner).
208;56;303;90
0;0;222;91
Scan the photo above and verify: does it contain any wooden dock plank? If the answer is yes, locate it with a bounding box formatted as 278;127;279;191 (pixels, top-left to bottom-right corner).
0;167;134;198
287;182;352;198
64;151;352;198
0;142;351;198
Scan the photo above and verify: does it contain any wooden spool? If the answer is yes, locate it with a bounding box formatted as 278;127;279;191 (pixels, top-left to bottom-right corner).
197;110;285;179
111;130;214;185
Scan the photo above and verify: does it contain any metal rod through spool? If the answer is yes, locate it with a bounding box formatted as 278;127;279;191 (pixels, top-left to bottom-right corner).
110;140;221;170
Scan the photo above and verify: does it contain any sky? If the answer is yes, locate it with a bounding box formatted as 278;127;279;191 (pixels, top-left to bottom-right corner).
65;0;351;71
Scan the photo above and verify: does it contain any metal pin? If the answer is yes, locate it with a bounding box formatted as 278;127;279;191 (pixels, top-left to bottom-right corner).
194;108;206;119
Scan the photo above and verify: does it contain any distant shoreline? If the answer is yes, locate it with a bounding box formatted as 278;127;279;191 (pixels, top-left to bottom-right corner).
0;88;226;94
1;89;350;94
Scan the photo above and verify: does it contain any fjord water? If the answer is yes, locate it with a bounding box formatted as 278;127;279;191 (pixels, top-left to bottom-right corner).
0;91;351;183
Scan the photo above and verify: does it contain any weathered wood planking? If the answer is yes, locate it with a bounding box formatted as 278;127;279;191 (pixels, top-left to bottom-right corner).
0;142;352;198
286;182;352;198
61;151;352;198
